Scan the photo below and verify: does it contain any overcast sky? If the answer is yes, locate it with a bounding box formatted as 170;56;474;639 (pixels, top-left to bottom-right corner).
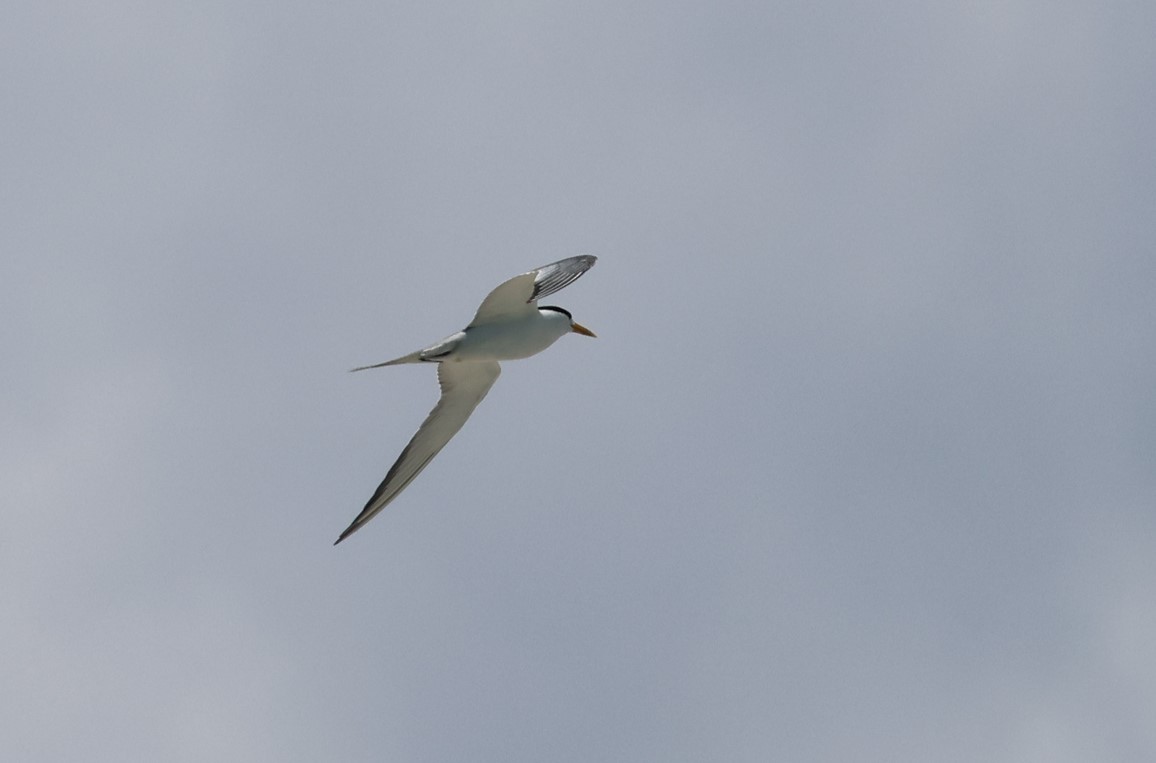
3;1;1154;761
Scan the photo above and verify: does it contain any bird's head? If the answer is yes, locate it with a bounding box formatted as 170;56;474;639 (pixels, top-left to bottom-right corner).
541;305;596;338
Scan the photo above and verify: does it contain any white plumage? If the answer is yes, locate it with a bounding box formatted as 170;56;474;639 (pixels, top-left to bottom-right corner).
335;255;597;544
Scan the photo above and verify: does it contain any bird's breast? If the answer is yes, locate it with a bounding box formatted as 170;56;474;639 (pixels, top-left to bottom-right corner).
457;312;570;361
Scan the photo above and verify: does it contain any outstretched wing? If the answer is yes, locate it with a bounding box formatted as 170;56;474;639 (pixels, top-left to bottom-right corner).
335;360;501;544
469;255;597;326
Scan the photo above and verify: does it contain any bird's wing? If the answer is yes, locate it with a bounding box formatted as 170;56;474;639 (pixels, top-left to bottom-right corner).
334;360;501;544
469;255;597;326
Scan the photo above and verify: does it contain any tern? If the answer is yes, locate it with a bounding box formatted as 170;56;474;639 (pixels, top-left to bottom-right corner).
335;254;598;544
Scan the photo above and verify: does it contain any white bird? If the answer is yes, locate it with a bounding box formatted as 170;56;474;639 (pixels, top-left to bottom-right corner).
335;255;598;544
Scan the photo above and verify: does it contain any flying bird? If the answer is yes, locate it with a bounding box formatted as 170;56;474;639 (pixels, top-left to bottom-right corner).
335;255;598;544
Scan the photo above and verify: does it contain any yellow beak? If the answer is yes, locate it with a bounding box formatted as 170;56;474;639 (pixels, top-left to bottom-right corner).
571;322;597;338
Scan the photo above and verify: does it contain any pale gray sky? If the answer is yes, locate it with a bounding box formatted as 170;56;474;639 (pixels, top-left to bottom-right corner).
3;1;1154;761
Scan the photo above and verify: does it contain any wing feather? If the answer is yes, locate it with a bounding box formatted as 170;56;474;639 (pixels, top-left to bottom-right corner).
334;360;501;544
469;255;597;326
530;254;597;302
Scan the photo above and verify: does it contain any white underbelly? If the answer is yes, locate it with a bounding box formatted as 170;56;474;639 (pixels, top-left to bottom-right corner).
457;314;570;361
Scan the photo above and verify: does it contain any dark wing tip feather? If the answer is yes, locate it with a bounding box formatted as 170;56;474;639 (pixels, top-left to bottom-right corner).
529;254;597;303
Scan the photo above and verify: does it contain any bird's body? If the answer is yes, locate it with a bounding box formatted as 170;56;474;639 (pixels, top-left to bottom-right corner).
335;255;597;544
